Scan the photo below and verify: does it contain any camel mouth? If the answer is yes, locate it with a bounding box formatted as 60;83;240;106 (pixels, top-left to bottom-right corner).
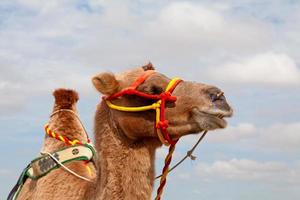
191;107;233;130
199;107;233;118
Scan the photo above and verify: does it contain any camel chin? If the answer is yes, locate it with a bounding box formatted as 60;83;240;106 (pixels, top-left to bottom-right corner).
191;107;233;130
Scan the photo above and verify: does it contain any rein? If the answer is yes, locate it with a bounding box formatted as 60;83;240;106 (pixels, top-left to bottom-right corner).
155;130;207;179
104;70;207;200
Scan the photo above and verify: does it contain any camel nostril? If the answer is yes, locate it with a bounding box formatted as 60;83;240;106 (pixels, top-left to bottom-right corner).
209;92;225;102
210;94;217;102
210;94;219;102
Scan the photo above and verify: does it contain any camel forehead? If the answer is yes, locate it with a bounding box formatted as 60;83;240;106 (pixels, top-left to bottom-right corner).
115;67;169;88
115;67;144;86
113;66;214;93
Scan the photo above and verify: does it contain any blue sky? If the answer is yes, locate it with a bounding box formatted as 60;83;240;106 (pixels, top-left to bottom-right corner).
1;0;300;199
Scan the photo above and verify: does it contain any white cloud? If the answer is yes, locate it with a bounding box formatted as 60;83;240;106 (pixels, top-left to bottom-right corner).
196;159;300;184
69;1;274;70
259;123;300;151
208;123;256;143
144;1;271;59
0;0;299;112
209;52;300;85
16;0;61;10
206;122;300;152
159;2;225;33
0;62;95;113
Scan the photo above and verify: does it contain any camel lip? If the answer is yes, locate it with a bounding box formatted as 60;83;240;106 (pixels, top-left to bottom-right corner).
191;108;229;129
193;107;233;118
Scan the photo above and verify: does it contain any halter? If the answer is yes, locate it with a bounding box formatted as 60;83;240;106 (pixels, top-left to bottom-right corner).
104;70;183;200
104;70;183;146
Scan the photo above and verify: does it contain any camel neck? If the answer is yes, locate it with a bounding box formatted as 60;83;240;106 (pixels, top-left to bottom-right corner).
94;102;159;200
42;106;87;153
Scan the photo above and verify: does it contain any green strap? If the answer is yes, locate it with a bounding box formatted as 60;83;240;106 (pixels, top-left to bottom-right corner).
7;164;30;200
27;144;96;179
8;144;96;200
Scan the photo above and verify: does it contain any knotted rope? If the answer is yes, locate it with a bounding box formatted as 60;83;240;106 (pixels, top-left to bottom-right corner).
103;70;206;200
155;141;177;200
44;124;88;146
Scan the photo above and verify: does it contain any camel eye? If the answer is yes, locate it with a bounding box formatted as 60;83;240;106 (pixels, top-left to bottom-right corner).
151;86;163;94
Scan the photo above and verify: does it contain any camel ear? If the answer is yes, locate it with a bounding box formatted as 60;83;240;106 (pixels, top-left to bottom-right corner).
92;72;120;95
142;62;155;71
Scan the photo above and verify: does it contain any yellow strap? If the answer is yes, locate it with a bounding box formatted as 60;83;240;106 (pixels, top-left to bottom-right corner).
105;77;180;112
106;78;180;146
155;105;169;146
165;77;181;91
106;100;160;112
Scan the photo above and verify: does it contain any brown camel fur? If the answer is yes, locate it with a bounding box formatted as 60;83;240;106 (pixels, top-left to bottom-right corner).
18;89;96;200
90;63;233;200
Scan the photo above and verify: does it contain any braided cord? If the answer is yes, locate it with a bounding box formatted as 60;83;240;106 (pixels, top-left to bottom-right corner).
155;142;177;200
44;124;84;146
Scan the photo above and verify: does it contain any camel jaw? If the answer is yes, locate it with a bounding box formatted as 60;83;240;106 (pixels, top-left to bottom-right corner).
191;107;233;130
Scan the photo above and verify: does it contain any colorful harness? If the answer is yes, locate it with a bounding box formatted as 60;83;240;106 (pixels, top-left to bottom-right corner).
7;121;96;200
104;70;183;200
104;70;182;146
44;123;91;146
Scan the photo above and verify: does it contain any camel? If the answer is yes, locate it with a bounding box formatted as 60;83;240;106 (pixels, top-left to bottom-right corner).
89;63;233;200
13;89;97;200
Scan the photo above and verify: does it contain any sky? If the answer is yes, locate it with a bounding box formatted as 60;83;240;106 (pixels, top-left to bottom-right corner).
0;0;300;199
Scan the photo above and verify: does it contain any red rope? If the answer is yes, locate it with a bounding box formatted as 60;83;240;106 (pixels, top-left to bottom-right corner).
130;70;156;89
105;89;177;102
155;142;178;200
106;77;182;145
104;71;183;200
44;124;87;146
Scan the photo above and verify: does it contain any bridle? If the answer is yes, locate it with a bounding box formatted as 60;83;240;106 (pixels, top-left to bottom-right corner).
104;70;185;200
104;70;183;146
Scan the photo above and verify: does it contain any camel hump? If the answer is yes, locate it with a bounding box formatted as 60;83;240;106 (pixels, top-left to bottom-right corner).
53;88;79;106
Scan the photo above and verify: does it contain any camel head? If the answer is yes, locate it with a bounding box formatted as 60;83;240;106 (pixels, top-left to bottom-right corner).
92;63;233;142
